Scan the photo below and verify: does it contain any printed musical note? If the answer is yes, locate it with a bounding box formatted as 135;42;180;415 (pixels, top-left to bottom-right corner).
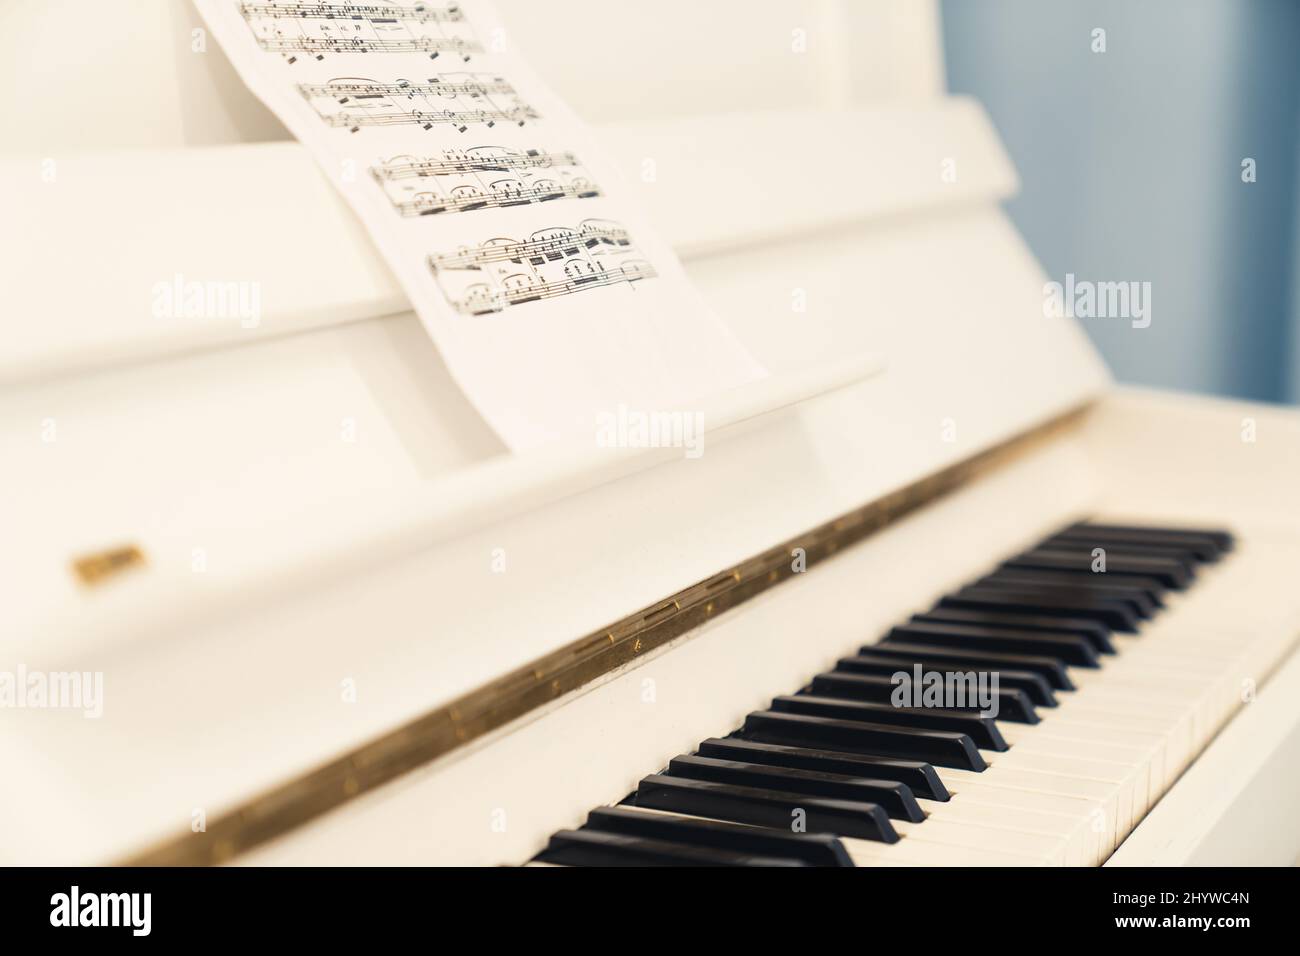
299;77;514;97
299;75;539;131
428;220;658;314
240;0;480;63
372;148;585;179
240;2;467;23
372;148;600;216
258;35;481;55
200;0;769;451
391;181;601;216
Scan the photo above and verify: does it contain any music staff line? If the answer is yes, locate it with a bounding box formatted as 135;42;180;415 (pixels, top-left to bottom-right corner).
300;75;541;131
391;181;601;217
373;149;584;180
257;35;481;55
430;225;633;270
434;264;659;315
299;78;514;97
240;0;477;61
326;106;537;129
372;149;600;217
236;14;654;312
239;2;467;24
428;222;655;315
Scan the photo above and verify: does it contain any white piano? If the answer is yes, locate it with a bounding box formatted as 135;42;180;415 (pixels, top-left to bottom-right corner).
2;0;1298;867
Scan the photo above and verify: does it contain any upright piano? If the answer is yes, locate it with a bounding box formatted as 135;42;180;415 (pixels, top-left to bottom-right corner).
2;0;1298;867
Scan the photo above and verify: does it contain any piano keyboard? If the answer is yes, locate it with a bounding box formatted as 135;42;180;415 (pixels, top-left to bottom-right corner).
534;521;1253;867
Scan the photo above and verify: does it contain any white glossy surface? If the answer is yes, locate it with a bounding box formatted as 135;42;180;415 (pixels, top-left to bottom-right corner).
1;1;943;152
6;0;1287;869
0;101;1105;669
233;393;1300;867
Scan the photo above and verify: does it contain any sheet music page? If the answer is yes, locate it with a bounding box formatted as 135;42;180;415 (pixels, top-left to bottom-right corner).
192;0;767;450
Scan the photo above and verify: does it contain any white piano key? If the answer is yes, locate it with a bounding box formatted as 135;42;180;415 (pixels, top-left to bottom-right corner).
993;754;1138;837
620;783;1073;866
875;534;1297;867
636;801;1072;866
993;723;1149;827
1069;667;1225;749
940;766;1122;855
1069;689;1208;765
919;799;1091;865
992;752;1142;834
1010;730;1164;812
924;787;1104;864
841;835;1050;867
892;818;1068;864
1053;696;1194;774
1006;723;1162;773
514;524;1298;871
1029;716;1170;786
1047;710;1184;786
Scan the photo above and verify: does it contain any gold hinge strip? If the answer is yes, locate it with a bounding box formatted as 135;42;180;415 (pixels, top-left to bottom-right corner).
72;545;147;586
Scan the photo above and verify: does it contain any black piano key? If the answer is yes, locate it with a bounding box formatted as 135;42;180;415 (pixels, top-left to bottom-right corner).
853;642;1074;691
941;586;1141;632
1038;534;1208;569
1070;520;1235;544
771;695;1008;750
979;568;1164;612
1026;544;1200;576
697;737;951;801
586;806;854;867
837;651;1059;706
981;579;1159;626
810;670;1039;723
886;621;1099;668
741;710;988;771
538;828;808;866
634;773;900;843
966;581;1150;621
667;754;926;822
1036;536;1208;565
1005;549;1193;590
911;607;1114;654
1059;522;1232;558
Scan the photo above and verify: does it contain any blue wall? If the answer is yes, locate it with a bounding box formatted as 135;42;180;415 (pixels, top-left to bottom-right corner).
942;0;1300;404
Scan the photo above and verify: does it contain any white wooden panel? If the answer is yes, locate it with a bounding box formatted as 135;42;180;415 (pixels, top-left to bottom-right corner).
0;0;285;151
0;101;1013;383
497;0;942;122
2;187;1106;653
0;143;406;384
1083;387;1300;534
0;422;1101;865
603;98;1015;258
1108;638;1300;866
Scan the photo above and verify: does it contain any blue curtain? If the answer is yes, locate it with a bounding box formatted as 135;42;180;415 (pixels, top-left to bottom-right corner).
942;0;1300;404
